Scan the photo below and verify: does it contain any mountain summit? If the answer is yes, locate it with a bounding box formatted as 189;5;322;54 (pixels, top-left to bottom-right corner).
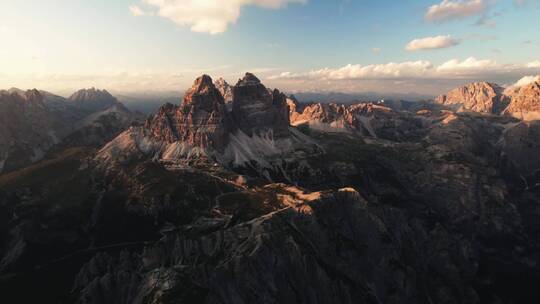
145;74;231;151
435;82;509;114
503;80;540;120
69;88;120;112
98;73;317;171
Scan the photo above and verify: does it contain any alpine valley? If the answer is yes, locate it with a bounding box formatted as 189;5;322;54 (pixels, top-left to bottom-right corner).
1;73;540;304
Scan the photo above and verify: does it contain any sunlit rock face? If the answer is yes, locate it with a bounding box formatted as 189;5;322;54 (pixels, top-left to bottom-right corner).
503;81;540;121
214;77;234;110
146;75;231;151
435;82;509;114
288;101;427;142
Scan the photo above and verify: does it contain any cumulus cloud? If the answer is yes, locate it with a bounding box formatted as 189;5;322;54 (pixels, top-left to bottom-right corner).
269;57;518;82
134;0;305;34
266;57;534;95
425;0;488;23
509;75;540;88
527;60;540;68
269;61;434;80
436;57;498;74
405;35;460;51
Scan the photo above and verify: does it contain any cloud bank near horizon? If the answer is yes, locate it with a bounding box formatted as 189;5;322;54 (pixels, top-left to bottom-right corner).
269;58;539;81
3;58;539;96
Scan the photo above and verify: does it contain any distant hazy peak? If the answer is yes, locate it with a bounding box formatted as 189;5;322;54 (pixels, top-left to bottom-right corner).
69;87;115;101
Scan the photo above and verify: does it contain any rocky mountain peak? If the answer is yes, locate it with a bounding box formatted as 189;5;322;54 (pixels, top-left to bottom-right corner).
0;89;45;107
183;74;225;109
214;77;228;86
6;87;26;95
190;74;214;93
232;73;289;135
23;89;43;102
238;72;261;85
435;81;509;114
214;77;234;106
69;87;114;100
99;73;315;169
68;87;119;112
144;75;230;150
503;80;540;121
0;89;53;173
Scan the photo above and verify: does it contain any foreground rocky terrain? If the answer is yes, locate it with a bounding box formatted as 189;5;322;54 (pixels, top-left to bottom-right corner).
1;75;540;303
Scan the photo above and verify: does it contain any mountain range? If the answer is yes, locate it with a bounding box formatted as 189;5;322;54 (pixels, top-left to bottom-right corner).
0;88;141;174
1;74;540;303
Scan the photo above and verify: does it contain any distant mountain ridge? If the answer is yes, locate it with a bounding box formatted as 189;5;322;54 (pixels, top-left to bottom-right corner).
434;80;540;120
0;88;139;174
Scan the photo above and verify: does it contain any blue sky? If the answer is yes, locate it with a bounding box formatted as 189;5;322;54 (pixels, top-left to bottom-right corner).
0;0;539;95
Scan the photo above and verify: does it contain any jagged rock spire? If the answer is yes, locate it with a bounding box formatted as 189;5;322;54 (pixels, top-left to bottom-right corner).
232;72;290;135
147;74;231;150
182;74;225;109
237;72;261;85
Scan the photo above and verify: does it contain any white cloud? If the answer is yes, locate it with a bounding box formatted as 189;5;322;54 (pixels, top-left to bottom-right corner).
136;0;306;34
270;61;434;80
129;5;146;16
509;75;540;88
270;57;513;82
372;48;381;53
267;58;524;95
436;57;498;74
527;60;540;68
425;0;488;23
405;35;460;51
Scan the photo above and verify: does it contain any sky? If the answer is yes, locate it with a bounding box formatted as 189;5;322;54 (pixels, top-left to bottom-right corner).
1;0;540;96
